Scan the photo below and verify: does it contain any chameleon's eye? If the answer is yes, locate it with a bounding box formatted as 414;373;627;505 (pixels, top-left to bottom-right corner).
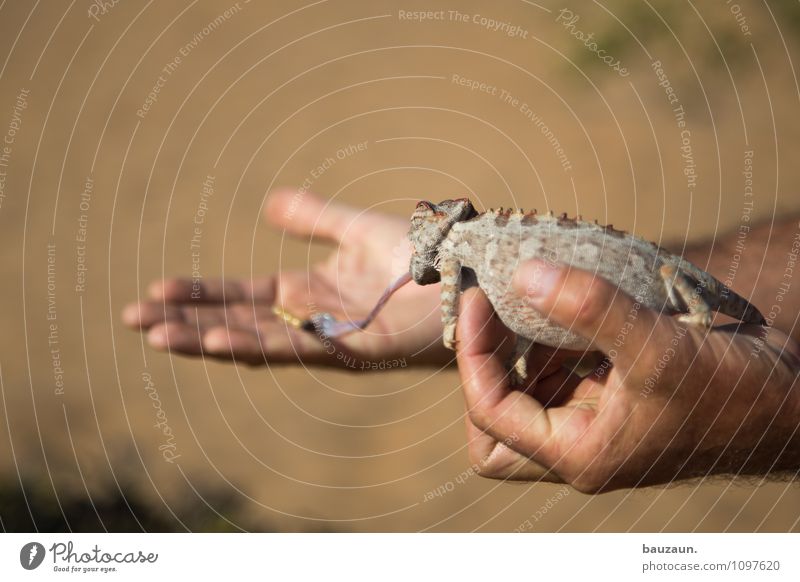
416;200;434;211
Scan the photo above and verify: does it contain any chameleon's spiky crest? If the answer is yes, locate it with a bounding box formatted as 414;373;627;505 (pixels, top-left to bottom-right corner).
472;207;635;236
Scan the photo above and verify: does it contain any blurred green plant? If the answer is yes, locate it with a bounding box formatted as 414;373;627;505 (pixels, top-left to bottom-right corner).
567;2;680;74
771;0;800;36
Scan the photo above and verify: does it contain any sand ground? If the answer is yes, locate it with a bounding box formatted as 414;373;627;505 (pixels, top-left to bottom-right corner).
1;0;799;531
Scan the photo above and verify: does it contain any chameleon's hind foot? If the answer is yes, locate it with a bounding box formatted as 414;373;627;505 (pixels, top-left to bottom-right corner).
677;311;713;328
660;264;714;328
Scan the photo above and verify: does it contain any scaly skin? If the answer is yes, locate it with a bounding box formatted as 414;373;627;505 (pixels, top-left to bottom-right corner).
408;199;766;356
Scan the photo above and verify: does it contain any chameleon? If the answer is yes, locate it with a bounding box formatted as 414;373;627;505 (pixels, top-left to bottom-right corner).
291;198;766;381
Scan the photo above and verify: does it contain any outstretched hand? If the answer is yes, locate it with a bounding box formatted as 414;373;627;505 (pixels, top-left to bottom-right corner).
123;190;450;367
457;260;800;492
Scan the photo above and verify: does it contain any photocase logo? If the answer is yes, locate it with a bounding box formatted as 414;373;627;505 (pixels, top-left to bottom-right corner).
19;542;46;570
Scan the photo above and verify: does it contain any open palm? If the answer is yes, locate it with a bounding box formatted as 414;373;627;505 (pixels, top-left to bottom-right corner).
123;190;450;367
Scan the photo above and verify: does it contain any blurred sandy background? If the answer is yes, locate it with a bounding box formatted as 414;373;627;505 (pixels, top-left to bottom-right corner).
1;0;799;531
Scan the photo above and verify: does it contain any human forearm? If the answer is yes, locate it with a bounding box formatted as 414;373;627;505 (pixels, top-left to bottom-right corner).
678;327;800;481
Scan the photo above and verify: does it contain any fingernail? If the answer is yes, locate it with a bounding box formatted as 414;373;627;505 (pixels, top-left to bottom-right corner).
514;260;563;305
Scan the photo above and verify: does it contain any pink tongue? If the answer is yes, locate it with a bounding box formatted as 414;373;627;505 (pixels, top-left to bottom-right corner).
311;271;413;337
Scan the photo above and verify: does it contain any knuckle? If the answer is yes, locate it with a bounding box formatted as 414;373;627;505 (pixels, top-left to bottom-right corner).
466;448;504;480
568;467;610;494
467;406;493;432
569;475;603;494
557;449;613;494
466;447;486;472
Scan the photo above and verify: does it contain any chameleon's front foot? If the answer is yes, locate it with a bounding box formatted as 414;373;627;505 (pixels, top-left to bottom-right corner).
443;323;458;351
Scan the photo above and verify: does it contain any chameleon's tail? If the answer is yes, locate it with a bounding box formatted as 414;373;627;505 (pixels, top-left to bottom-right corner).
677;259;767;326
741;301;767;325
720;287;767;325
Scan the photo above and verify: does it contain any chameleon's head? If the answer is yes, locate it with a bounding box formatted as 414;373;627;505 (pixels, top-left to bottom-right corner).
408;198;477;285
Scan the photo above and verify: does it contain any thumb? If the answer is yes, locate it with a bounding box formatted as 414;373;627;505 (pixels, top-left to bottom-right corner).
512;260;662;368
264;189;360;243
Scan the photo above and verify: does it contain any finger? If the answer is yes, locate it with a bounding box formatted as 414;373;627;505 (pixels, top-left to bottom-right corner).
456;288;563;468
527;367;583;409
513;260;662;369
264;189;361;243
147;277;276;304
122;302;185;330
122;302;270;331
464;420;563;483
145;318;331;365
525;345;577;376
147;321;204;356
202;321;345;365
518;346;583;399
201;328;269;365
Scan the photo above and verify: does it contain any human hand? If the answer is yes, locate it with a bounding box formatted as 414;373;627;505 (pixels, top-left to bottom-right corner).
456;260;800;493
122;190;450;367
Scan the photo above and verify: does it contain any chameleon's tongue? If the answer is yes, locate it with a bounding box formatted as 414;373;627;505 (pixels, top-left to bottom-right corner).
308;271;413;337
